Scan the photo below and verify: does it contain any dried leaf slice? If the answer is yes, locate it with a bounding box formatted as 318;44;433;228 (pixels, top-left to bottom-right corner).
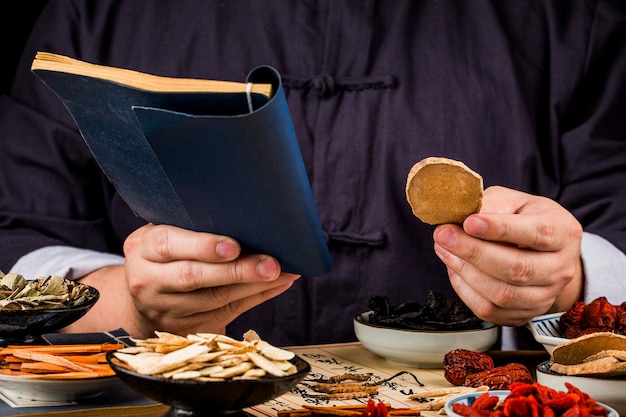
209;361;254;378
405;157;483;225
171;370;203;380
188;351;226;363
196;365;224;376
113;351;163;372
272;360;296;372
585;349;626;362
12;350;92;373
551;332;626;365
214;354;246;368
407;386;489;411
247;351;287;377
243;329;262;342
407;385;488;399
236;368;266;379
160;363;205;378
159;344;210;366
193;333;220;343
261;345;295;361
214;334;248;346
550;356;626;376
113;329;300;382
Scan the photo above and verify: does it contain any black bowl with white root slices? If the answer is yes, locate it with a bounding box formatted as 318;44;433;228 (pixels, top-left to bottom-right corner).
107;330;310;417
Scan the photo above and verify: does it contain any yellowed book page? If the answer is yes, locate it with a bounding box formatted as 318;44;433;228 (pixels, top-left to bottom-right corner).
31;52;273;96
246;342;451;417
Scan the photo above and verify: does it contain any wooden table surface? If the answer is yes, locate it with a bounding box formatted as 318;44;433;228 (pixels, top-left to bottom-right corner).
2;342;550;417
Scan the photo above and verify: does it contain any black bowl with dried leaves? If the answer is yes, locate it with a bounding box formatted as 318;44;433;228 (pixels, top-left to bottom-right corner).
0;273;99;346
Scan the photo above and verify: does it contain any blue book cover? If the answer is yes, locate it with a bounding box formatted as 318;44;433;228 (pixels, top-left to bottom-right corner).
32;53;331;277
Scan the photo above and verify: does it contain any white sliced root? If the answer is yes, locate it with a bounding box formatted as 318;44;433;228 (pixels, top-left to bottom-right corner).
261;345;295;361
407;385;489;411
113;329;298;382
209;361;254;378
247;351;287;377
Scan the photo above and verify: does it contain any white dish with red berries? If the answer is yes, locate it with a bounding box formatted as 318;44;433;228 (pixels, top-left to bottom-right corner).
444;389;619;417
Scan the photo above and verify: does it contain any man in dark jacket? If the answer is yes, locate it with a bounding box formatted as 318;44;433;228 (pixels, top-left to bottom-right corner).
1;0;625;349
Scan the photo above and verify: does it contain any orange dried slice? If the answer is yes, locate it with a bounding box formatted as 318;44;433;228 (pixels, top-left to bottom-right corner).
405;157;483;225
551;331;626;365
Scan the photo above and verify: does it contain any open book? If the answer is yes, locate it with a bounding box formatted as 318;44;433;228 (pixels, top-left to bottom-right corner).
31;52;332;277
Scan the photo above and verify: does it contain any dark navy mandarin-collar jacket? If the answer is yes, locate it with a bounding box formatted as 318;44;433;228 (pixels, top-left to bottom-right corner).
1;0;625;346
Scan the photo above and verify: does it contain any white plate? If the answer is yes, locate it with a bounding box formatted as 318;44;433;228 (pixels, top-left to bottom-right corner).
0;373;120;401
445;389;620;417
537;361;626;415
526;312;568;354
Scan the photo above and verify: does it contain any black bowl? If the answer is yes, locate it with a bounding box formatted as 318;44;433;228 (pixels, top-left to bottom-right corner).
0;285;99;346
106;351;311;417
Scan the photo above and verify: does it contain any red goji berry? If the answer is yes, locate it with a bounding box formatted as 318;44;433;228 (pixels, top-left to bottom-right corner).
584;396;601;410
359;398;377;417
472;392;500;411
508;383;537;398
588;405;609;416
565;382;589;403
560;405;584;417
452;403;483;417
496;382;606;417
503;397;531;417
526;395;542;417
534;383;556;404
375;400;388;417
546;393;578;411
542;405;556;417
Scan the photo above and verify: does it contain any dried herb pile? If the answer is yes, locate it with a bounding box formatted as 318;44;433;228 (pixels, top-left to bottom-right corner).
0;272;93;310
368;290;482;330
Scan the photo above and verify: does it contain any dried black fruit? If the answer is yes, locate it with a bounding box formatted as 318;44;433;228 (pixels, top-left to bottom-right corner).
368;290;482;330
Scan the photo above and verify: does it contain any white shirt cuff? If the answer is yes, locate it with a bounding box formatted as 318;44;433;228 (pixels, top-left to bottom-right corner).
579;232;626;303
9;246;124;280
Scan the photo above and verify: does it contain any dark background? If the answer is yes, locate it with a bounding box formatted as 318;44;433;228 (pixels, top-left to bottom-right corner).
2;1;48;95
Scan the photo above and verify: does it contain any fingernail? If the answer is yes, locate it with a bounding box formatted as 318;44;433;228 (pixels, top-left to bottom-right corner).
216;239;238;258
466;217;488;237
436;227;457;247
257;257;279;279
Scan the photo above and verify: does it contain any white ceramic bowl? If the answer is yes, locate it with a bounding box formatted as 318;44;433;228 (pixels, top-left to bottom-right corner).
445;389;620;417
353;311;498;368
0;373;120;401
526;312;568;354
537;361;626;415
